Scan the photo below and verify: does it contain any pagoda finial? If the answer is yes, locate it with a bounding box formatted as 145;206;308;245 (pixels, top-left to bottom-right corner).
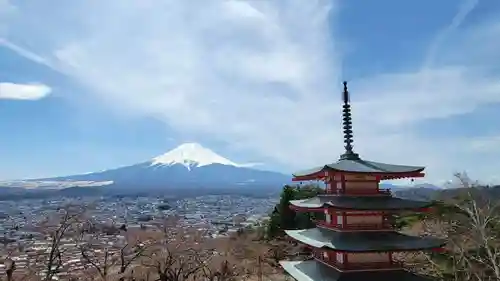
340;81;360;160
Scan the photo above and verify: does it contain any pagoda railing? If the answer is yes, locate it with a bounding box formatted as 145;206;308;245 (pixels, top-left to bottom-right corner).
313;251;403;271
333;188;392;196
378;188;392;195
315;220;394;231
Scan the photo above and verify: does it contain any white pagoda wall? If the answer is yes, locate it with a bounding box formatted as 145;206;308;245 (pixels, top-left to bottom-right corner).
324;210;385;225
345;213;383;225
324;210;344;225
344;181;378;190
347;252;390;263
329;174;379;193
343;175;377;181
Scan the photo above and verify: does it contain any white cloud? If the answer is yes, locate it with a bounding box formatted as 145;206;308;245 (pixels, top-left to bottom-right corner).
1;0;500;183
0;82;52;100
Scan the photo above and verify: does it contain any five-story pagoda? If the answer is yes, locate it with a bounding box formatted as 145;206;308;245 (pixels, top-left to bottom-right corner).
280;82;445;281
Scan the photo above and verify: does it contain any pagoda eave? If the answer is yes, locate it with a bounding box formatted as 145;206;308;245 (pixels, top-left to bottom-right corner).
298;243;447;254
289;205;324;212
292;171;326;182
289;205;432;213
280;260;435;281
323;206;433;212
285;228;446;253
292;170;425;182
289;196;434;211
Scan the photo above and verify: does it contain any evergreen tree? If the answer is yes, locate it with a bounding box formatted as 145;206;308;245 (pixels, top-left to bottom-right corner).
266;211;282;238
266;184;325;238
278;185;297;230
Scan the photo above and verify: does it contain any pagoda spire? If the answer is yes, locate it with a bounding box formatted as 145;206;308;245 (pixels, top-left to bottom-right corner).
340;81;360;160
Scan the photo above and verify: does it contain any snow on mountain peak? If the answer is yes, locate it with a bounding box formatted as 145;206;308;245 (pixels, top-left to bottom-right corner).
150;142;241;170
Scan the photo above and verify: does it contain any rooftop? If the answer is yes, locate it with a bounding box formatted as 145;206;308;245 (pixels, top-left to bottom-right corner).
292;159;425;180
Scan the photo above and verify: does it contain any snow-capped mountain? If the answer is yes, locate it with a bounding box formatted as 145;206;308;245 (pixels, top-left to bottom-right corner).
150;143;258;170
3;143;289;191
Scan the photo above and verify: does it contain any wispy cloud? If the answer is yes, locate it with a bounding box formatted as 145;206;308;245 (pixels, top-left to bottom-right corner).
0;38;56;69
1;0;500;182
422;0;479;70
0;82;51;100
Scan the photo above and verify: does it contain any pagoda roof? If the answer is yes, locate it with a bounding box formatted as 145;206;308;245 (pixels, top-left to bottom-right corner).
280;260;435;281
293;159;425;180
285;228;445;252
289;195;432;210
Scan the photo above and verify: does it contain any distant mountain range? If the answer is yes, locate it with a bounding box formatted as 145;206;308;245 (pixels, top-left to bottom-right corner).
380;183;443;191
0;143;290;197
0;142;453;200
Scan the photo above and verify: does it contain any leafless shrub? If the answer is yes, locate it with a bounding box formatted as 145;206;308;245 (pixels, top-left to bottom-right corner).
143;245;202;281
413;173;500;281
200;259;238;281
78;221;150;281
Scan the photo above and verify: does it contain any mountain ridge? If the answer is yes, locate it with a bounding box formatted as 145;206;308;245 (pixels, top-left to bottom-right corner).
0;143;451;201
1;143;289;190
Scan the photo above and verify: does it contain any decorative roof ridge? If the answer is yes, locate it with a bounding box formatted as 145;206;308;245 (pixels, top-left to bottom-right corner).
348;159;393;172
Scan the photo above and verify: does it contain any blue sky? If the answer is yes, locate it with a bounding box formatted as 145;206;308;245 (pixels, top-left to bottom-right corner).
1;0;500;184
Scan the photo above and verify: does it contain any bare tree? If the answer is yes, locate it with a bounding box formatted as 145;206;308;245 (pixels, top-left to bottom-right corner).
47;212;78;280
200;260;238;281
116;242;149;281
1;241;16;281
79;243;114;280
416;173;500;281
142;215;214;281
78;221;149;281
265;246;285;268
0;215;27;281
143;245;202;281
450;176;500;281
30;206;84;281
3;259;15;281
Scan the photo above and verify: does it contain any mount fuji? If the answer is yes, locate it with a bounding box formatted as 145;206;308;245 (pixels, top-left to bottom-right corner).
1;143;290;193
